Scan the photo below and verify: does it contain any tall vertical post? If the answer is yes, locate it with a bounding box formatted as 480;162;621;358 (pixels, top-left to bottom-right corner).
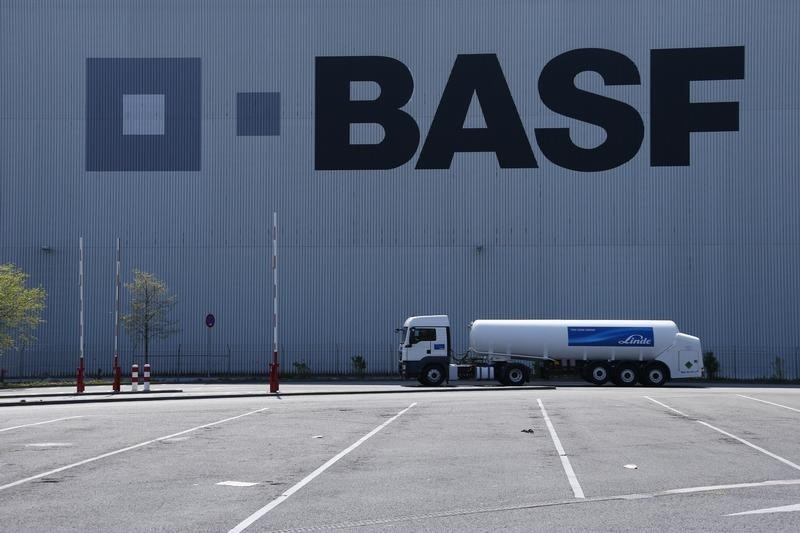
269;212;279;393
77;237;85;393
112;238;121;392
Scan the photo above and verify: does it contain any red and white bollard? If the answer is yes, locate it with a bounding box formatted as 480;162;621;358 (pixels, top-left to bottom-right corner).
143;363;151;392
112;355;121;393
76;358;85;394
269;351;279;394
131;364;139;392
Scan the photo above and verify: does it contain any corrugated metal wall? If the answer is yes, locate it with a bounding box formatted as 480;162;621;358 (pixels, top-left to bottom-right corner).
1;0;799;379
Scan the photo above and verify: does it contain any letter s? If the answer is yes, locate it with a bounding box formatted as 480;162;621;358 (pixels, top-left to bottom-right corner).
534;49;644;172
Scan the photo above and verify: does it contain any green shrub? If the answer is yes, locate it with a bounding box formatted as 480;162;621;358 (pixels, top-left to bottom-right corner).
703;351;719;380
351;355;366;378
292;360;311;377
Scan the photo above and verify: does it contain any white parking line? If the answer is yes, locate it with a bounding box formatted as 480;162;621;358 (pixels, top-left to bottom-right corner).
643;397;689;417
0;407;268;492
0;416;84;433
228;402;417;533
537;399;585;499
737;394;800;414
258;479;800;531
728;502;800;516
661;478;800;496
644;396;800;472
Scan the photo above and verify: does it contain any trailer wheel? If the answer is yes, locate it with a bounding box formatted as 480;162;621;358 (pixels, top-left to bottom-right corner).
587;363;611;385
505;364;529;386
614;363;638;386
640;362;669;387
419;364;446;387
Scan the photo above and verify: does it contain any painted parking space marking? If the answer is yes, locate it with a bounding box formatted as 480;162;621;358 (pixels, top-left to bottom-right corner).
228;402;417;533
643;397;689;417
645;396;800;471
0;407;269;492
218;481;259;487
738;394;800;414
728;502;800;516
661;478;800;495
537;399;585;499
259;479;800;532
0;416;83;433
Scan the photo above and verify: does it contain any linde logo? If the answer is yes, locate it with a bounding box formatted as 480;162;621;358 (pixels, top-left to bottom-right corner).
618;334;652;346
314;47;745;171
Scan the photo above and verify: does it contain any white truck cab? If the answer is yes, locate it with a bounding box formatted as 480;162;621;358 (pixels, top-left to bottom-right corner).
398;315;451;386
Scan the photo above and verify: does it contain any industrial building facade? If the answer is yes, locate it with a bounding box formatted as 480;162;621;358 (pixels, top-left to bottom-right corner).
1;0;798;379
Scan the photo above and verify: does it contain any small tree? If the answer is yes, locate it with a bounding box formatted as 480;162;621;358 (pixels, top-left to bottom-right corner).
292;360;311;377
122;270;179;363
703;351;719;380
351;354;366;379
0;264;46;355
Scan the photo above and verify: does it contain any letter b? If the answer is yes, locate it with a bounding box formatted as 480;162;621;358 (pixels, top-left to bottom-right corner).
315;56;420;170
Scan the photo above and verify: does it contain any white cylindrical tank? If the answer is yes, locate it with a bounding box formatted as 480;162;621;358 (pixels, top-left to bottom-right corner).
468;320;680;361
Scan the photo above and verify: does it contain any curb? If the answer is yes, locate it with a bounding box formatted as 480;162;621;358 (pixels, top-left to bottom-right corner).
0;389;184;399
0;384;557;407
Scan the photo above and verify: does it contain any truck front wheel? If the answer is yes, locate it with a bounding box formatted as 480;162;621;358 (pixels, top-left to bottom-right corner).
419;364;446;386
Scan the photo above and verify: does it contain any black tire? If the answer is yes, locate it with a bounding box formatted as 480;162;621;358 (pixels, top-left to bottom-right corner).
640;362;670;387
614;362;639;387
419;364;446;386
505;364;529;386
587;363;611;385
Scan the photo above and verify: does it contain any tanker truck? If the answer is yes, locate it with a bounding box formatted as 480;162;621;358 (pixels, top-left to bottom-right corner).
398;315;702;387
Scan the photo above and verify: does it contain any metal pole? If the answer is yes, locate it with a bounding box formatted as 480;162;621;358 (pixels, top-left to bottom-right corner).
77;237;85;393
270;212;279;393
112;238;121;392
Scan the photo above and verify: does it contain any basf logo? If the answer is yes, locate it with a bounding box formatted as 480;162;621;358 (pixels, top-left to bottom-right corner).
315;47;745;171
85;47;744;173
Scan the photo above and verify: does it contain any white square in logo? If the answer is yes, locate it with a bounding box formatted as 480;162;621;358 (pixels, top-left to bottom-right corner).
122;94;165;135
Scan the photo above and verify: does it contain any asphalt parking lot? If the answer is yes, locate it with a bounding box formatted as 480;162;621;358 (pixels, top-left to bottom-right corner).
1;384;799;532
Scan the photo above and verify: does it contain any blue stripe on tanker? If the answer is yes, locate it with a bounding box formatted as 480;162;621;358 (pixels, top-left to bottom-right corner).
567;327;654;347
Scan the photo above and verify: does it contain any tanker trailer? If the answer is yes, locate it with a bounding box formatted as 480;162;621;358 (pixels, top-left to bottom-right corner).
398;315;702;387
